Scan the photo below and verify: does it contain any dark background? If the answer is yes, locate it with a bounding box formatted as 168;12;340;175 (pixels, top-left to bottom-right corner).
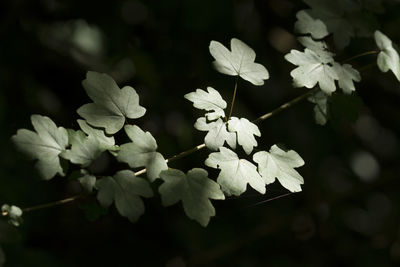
1;0;400;266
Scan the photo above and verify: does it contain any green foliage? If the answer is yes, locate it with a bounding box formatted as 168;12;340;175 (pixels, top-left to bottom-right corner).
12;115;68;180
209;38;269;85
117;125;168;182
11;0;400;233
159;168;225;226
77;71;146;134
96;170;153;223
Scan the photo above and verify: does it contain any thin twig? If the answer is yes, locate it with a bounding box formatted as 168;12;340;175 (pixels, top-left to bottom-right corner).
21;194;85;213
342;50;378;63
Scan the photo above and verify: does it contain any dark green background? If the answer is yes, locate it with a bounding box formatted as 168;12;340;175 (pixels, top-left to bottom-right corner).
1;0;400;266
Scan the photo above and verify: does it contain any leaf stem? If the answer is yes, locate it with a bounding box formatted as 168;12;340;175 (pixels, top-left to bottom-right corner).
20;194;85;214
342;50;378;63
227;76;239;120
17;88;316;213
253;88;318;124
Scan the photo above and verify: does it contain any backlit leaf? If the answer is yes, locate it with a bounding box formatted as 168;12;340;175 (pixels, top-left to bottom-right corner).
12;115;68;180
253;145;305;192
77;71;146;134
209;38;269;85
159;168;225;227
205;147;265;196
95;170;153;223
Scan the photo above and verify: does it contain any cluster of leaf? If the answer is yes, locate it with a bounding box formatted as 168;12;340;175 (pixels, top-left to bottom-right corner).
287;0;400;125
10;38;306;227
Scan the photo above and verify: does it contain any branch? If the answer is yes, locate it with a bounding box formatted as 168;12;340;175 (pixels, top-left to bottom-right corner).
18;88;316;213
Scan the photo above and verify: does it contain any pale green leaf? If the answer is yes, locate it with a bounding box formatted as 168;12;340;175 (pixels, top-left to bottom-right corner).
308;91;329;125
332;62;361;94
77;71;146;134
209;38;269;86
159;168;225;227
285;48;338;94
205;147;265;196
117;125;167;182
253;145;305;192
227;117;260;155
374;30;400;81
297;37;335;61
77;119;115;149
294;10;329;39
194;117;236;150
60;129;103;167
11;115;68;180
95;170;153;223
184;87;226;120
1;205;23;227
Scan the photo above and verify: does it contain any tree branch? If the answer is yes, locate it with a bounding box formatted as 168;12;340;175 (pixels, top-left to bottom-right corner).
17;88;316;213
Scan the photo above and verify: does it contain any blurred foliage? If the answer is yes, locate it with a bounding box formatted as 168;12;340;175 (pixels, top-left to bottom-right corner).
1;0;400;266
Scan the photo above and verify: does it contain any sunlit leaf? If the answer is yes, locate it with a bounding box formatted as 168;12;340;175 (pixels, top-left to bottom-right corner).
184;87;226;120
60;129;103;167
12;115;68;180
285;47;338;94
332;62;361;94
194;117;236;150
205;147;265;196
374;30;400;81
117;125;167;182
227;117;260;155
159;168;225;227
77;71;146;134
209;38;269;85
95;170;153;223
253;145;305;192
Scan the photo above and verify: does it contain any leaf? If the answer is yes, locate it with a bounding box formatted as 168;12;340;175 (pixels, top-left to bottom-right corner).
117;125;167;182
60;129;103;167
209;38;269;85
297;37;335;61
294;10;329;39
77;171;97;193
374;30;400;81
308;91;329;125
253;145;305;192
285;48;338;94
184;87;226;120
332;62;361;94
205;147;265;196
11;114;68;180
194;117;236;150
227;117;260;155
77;71;146;134
95;170;153;223
77;119;116;149
159;168;225;227
1;205;23;227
